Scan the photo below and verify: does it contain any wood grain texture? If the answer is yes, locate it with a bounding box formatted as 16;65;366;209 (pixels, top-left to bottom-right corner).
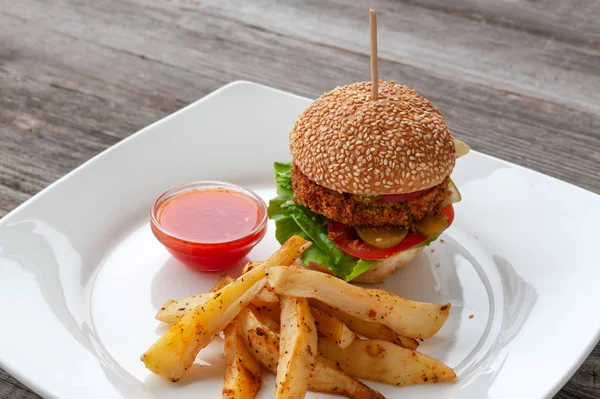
1;0;599;398
196;0;600;112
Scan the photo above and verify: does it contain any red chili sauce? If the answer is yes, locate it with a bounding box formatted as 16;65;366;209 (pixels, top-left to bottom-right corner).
152;188;267;271
159;190;260;243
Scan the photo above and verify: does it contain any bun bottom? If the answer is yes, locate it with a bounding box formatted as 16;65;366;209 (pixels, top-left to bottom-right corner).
353;247;423;283
305;246;423;284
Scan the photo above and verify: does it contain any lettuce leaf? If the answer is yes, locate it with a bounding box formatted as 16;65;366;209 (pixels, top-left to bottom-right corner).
268;162;442;281
274;162;294;198
268;162;379;281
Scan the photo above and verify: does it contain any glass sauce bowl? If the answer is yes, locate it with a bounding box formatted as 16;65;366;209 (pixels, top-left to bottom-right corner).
150;181;267;271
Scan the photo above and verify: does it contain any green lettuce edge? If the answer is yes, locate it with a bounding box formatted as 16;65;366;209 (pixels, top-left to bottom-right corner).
268;162;435;282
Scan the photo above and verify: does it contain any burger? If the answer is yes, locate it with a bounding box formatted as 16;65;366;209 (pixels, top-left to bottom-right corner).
268;80;469;283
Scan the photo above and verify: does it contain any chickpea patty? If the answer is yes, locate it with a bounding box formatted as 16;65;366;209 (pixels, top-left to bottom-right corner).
291;164;451;228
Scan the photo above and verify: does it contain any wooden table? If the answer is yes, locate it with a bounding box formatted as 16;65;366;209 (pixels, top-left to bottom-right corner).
1;1;599;398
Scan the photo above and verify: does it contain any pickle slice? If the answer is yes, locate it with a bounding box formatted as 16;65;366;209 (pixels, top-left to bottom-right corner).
355;226;409;249
454;139;470;158
439;179;462;208
414;214;449;237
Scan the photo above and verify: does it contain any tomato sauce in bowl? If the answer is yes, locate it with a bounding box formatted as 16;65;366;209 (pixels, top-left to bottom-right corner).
150;181;267;271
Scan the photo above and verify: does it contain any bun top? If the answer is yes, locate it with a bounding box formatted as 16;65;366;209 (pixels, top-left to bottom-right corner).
290;81;456;195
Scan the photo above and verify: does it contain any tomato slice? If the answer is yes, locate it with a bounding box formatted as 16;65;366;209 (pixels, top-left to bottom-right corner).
441;204;454;225
328;205;455;260
375;187;433;203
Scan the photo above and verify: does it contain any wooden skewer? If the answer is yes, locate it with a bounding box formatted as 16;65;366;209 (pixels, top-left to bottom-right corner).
369;9;378;100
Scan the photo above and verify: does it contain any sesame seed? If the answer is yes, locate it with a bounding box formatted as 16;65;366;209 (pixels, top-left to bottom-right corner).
289;80;455;195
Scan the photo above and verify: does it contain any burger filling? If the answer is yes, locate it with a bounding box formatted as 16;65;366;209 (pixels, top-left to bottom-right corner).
268;162;460;281
291;164;451;228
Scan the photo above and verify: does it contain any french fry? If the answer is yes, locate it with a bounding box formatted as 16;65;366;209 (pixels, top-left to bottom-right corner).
157;278;279;324
267;266;450;339
244;260;283;321
311;308;356;349
392;334;420;351
248;304;281;332
252;287;280;311
309;299;419;350
275;296;317;399
141;235;311;382
242;261;264;274
244;261;282;322
223;319;261;399
238;308;385;399
142;265;267;381
156;275;234;323
212;275;235;291
318;338;456;386
252;300;357;349
239;308;280;371
251;296;281;323
308;356;385;399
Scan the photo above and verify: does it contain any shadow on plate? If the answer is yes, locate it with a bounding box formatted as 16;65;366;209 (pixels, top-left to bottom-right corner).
459;254;538;397
142;354;227;389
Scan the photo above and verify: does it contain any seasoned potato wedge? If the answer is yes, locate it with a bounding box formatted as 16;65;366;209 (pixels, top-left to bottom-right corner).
242;261;264;274
156;292;212;323
252;287;281;322
141;265;267;381
156;275;233;323
252;301;358;349
157;285;279;324
239;308;281;371
308;356;385;399
251;299;281;324
319;338;456;386
311;307;356;349
223;319;261;398
214;275;235;290
155;287;280;323
254;286;280;304
141;235;310;382
238;308;385;399
309;300;418;350
268;267;450;339
391;334;420;351
275;296;317;399
248;304;281;332
248;263;281;321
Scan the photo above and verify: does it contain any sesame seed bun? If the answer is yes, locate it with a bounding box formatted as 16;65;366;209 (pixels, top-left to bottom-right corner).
290;81;456;195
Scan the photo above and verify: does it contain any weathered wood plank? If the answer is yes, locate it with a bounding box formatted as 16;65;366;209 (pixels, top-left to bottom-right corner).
399;0;600;48
188;0;600;112
2;0;599;200
556;355;600;398
0;372;35;399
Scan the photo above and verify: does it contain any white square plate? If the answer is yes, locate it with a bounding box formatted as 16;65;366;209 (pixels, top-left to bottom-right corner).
1;81;600;399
